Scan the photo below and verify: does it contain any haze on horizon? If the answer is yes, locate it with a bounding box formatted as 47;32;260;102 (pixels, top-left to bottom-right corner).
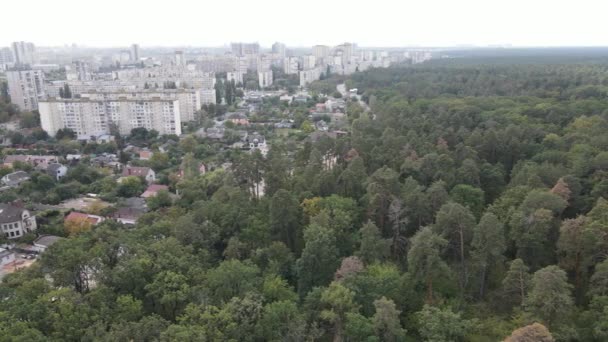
1;0;606;48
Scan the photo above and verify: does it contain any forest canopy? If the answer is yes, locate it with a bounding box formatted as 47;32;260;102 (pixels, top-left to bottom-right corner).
2;56;608;341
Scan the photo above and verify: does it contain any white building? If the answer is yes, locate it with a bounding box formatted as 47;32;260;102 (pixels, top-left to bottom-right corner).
272;42;286;58
302;55;317;70
313;45;330;60
6;69;46;111
231;42;260;56
66;61;91;81
11;41;37;66
283;57;299;75
175;51;186;66
39;94;181;138
334;43;354;64
131;44;140;62
258;70;273;88
0;47;14;67
257;54;272;72
234;56;249;73
199;89;217;105
299;67;323;87
0;203;37;240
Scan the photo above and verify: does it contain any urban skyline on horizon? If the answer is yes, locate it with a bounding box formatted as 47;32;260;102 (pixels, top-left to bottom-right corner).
2;0;606;48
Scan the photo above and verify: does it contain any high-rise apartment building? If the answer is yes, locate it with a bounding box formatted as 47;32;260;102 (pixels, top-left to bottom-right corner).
6;69;46;111
258;70;273;88
11;41;37;66
230;42;259;56
272;42;286;58
0;47;14;66
131;44;140;62
39;93;182;138
283;57;299;74
302;55;317;70
312;45;330;60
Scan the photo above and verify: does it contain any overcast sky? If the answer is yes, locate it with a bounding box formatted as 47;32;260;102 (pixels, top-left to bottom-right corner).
1;0;606;48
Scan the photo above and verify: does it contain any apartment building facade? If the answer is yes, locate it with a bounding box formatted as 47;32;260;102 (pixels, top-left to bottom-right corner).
6;69;46;111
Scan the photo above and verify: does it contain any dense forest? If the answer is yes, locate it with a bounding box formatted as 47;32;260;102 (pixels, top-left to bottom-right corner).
3;57;608;341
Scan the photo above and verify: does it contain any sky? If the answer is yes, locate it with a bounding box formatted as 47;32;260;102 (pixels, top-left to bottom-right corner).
1;0;606;48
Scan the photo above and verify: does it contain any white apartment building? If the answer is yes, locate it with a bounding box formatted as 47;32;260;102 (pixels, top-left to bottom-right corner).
333;43;354;64
66;61;91;81
231;42;260;56
0;47;14;66
6;69;46;111
272;42;286;58
85;90;200;122
131;44;140;62
302;55;317;70
234;56;249;73
258;70;273;88
257;54;272;72
313;45;330;60
175;51;186;66
112;66;216;89
299;67;323;87
284;57;299;74
199;89;217;105
39;94;181;138
11;41;37;66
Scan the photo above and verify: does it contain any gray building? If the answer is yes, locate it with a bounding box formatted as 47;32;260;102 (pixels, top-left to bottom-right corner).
0;203;37;239
6;69;46;111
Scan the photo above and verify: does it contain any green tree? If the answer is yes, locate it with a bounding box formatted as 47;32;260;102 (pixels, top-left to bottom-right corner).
356;221;390;264
433;202;476;295
525;265;574;327
205;259;261;303
116;176;145;197
146;190;173;210
472;212;506;298
320;282;360;342
145;271;191;320
502;258;531;307
416;305;473;342
408;226;449;303
269;189;301;252
296;222;339;297
590;259;608;297
372;297;406;341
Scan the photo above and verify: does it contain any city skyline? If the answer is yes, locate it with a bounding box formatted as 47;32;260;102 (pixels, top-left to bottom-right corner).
1;0;606;48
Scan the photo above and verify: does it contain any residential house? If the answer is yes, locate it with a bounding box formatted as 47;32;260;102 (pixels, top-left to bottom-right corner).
46;163;68;181
65;211;104;225
315;120;329;131
2;155;57;170
113;197;148;225
227;112;249;126
112;207;143;225
122;166;156;183
141;184;169;198
0;248;16;267
33;235;63;253
139;150;153;161
2;155;28;168
1;171;30;187
244;133;268;156
66;154;82;162
0;203;37;239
